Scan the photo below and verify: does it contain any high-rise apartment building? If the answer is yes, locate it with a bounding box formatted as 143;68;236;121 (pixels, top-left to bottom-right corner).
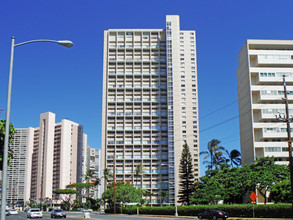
0;128;33;207
28;112;86;203
86;147;101;199
102;15;199;204
237;40;293;166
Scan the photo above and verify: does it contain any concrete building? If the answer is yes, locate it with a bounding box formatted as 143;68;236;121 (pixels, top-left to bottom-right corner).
102;15;200;205
237;39;293;166
0;128;34;207
28;112;86;203
86;147;102;199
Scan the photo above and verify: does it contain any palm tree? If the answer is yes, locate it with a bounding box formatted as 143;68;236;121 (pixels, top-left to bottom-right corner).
159;190;168;206
83;169;94;182
200;139;226;171
83;169;95;198
103;168;113;183
134;163;144;188
225;149;241;167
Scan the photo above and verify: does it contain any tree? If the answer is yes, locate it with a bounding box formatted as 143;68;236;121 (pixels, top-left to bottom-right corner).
159;190;168;206
83;169;95;197
133;163;144;187
0;119;16;170
53;189;77;211
248;157;289;204
66;182;95;200
225;149;241;167
102;181;143;208
200;139;226;171
178;143;194;205
103;168;113;183
83;169;95;182
269;179;292;203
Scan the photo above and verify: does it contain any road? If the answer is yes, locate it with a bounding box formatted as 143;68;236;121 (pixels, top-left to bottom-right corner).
5;212;196;220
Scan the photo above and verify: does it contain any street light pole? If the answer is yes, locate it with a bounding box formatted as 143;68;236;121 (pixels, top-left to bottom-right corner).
1;37;73;220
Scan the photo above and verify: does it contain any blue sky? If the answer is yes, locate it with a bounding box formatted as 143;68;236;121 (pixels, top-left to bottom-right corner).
1;0;292;176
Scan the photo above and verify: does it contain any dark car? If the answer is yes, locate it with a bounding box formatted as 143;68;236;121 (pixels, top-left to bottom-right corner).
198;210;229;220
51;209;66;218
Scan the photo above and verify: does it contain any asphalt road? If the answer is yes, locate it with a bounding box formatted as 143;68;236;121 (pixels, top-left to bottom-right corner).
4;212;196;220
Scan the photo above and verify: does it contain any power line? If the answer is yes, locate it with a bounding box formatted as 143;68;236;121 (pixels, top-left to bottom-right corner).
200;100;238;120
199;115;239;133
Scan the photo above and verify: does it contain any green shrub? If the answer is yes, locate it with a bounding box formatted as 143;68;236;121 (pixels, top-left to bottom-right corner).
136;204;292;218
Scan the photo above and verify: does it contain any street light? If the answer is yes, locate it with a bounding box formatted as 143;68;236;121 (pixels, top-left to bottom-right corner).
1;37;73;220
161;164;178;217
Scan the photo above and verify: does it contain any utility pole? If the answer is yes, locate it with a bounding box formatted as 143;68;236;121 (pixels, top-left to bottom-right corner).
276;76;293;215
113;158;116;214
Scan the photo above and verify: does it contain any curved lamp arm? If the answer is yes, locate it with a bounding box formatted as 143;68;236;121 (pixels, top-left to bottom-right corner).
14;39;73;48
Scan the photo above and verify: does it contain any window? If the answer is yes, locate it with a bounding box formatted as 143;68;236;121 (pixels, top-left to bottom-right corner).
182;107;186;110
182;121;186;124
181;76;185;78
180;37;184;39
181;84;185;87
182;116;186;119
191;58;195;61
182;93;186;96
192;84;196;87
182;89;185;92
180;54;184;56
182;130;186;133
181;80;185;83
180;58;184;61
180;32;184;35
192;76;196;78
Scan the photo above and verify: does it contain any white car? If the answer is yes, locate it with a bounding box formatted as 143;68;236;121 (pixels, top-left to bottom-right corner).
27;208;43;218
9;209;18;215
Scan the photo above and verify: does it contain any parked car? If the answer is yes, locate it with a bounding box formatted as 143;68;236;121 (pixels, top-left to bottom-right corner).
198;210;229;220
51;209;66;218
9;209;18;215
27;208;43;218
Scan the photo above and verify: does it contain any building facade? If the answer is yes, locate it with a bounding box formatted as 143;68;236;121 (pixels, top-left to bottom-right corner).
0;128;34;207
237;40;293;166
86;147;101;199
102;15;200;204
28;112;86;203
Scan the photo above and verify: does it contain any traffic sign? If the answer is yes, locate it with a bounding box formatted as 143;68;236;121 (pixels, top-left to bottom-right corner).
250;192;257;202
82;198;86;203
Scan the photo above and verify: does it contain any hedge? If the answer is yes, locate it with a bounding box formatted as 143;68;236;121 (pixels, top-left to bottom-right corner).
107;204;292;218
